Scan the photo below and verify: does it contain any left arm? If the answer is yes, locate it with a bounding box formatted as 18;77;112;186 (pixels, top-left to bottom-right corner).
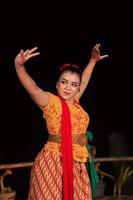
77;43;109;99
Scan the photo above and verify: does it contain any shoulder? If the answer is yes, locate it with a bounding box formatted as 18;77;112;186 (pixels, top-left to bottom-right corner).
40;92;60;110
74;97;80;105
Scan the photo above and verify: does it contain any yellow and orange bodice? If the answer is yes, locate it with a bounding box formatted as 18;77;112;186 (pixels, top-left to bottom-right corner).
41;92;90;162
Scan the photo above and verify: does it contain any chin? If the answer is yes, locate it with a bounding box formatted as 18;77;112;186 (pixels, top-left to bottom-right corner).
62;96;70;100
60;94;72;101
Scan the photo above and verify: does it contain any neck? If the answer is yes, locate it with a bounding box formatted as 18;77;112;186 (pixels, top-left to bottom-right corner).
57;94;74;104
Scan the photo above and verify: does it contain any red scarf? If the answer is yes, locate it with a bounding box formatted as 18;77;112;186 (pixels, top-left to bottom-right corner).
59;97;73;200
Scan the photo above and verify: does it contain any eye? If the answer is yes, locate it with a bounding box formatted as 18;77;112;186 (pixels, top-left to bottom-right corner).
72;83;79;87
61;80;67;85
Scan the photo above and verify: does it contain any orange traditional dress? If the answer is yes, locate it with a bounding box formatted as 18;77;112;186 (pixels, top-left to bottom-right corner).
27;92;92;200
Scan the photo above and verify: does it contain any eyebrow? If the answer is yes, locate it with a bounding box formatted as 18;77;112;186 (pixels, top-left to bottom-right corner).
60;78;79;85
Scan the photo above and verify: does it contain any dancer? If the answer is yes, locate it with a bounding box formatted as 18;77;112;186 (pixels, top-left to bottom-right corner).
15;44;109;200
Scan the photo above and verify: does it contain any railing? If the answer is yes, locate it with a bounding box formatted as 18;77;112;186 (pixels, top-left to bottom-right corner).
0;156;133;169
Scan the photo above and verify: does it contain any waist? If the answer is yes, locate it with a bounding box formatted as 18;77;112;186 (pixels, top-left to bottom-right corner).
48;133;88;146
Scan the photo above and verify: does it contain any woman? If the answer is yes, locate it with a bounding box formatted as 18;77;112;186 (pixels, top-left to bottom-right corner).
15;44;108;200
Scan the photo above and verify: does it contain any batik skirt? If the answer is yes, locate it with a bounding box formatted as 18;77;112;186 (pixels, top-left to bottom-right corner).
27;148;92;200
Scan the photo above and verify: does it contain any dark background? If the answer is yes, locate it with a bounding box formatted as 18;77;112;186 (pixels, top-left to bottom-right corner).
0;1;133;198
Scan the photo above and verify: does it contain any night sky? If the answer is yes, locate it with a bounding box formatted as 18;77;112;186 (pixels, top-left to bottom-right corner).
1;1;133;164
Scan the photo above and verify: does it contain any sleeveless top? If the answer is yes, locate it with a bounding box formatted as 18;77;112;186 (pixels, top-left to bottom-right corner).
40;92;90;162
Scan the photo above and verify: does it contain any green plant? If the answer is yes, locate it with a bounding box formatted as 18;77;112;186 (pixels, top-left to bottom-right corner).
0;169;13;193
113;166;133;200
95;162;115;181
95;164;133;200
93;162;115;198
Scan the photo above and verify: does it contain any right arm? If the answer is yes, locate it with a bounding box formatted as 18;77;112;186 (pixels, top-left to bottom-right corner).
15;47;50;107
77;44;109;99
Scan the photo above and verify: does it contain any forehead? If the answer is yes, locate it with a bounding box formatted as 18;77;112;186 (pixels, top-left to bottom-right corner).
59;71;80;82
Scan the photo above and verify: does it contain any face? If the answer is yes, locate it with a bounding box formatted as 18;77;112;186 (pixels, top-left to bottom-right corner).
56;71;80;102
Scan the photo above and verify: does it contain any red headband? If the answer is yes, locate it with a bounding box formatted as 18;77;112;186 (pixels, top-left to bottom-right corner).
60;63;79;71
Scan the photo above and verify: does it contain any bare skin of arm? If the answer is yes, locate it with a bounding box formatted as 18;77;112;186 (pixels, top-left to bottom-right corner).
15;47;50;107
77;44;109;99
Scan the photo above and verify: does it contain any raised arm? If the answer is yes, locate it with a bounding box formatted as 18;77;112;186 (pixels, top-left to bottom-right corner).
77;43;109;99
15;47;50;107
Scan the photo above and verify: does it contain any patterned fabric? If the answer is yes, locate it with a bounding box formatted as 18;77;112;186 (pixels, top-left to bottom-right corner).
41;92;90;162
28;149;92;200
41;92;89;135
27;92;92;200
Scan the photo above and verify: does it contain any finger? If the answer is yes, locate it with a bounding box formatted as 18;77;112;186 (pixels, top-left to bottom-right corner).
24;48;39;58
93;45;100;52
101;54;109;59
20;50;25;56
23;49;30;57
25;49;30;54
27;52;40;59
94;43;100;49
93;47;100;54
20;50;24;54
28;47;38;54
96;43;100;48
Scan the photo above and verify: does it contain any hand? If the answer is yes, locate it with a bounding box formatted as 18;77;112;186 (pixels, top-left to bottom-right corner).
91;43;109;62
15;47;40;66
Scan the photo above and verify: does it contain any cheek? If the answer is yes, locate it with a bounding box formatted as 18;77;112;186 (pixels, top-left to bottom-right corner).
72;87;79;93
57;82;63;91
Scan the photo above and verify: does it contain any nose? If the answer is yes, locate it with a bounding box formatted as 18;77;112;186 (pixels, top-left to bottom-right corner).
65;83;71;90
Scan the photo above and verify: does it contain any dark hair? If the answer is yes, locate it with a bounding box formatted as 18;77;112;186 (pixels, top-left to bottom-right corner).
58;63;82;84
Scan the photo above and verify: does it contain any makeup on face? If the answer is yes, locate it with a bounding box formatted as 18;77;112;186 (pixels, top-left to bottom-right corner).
57;72;80;101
